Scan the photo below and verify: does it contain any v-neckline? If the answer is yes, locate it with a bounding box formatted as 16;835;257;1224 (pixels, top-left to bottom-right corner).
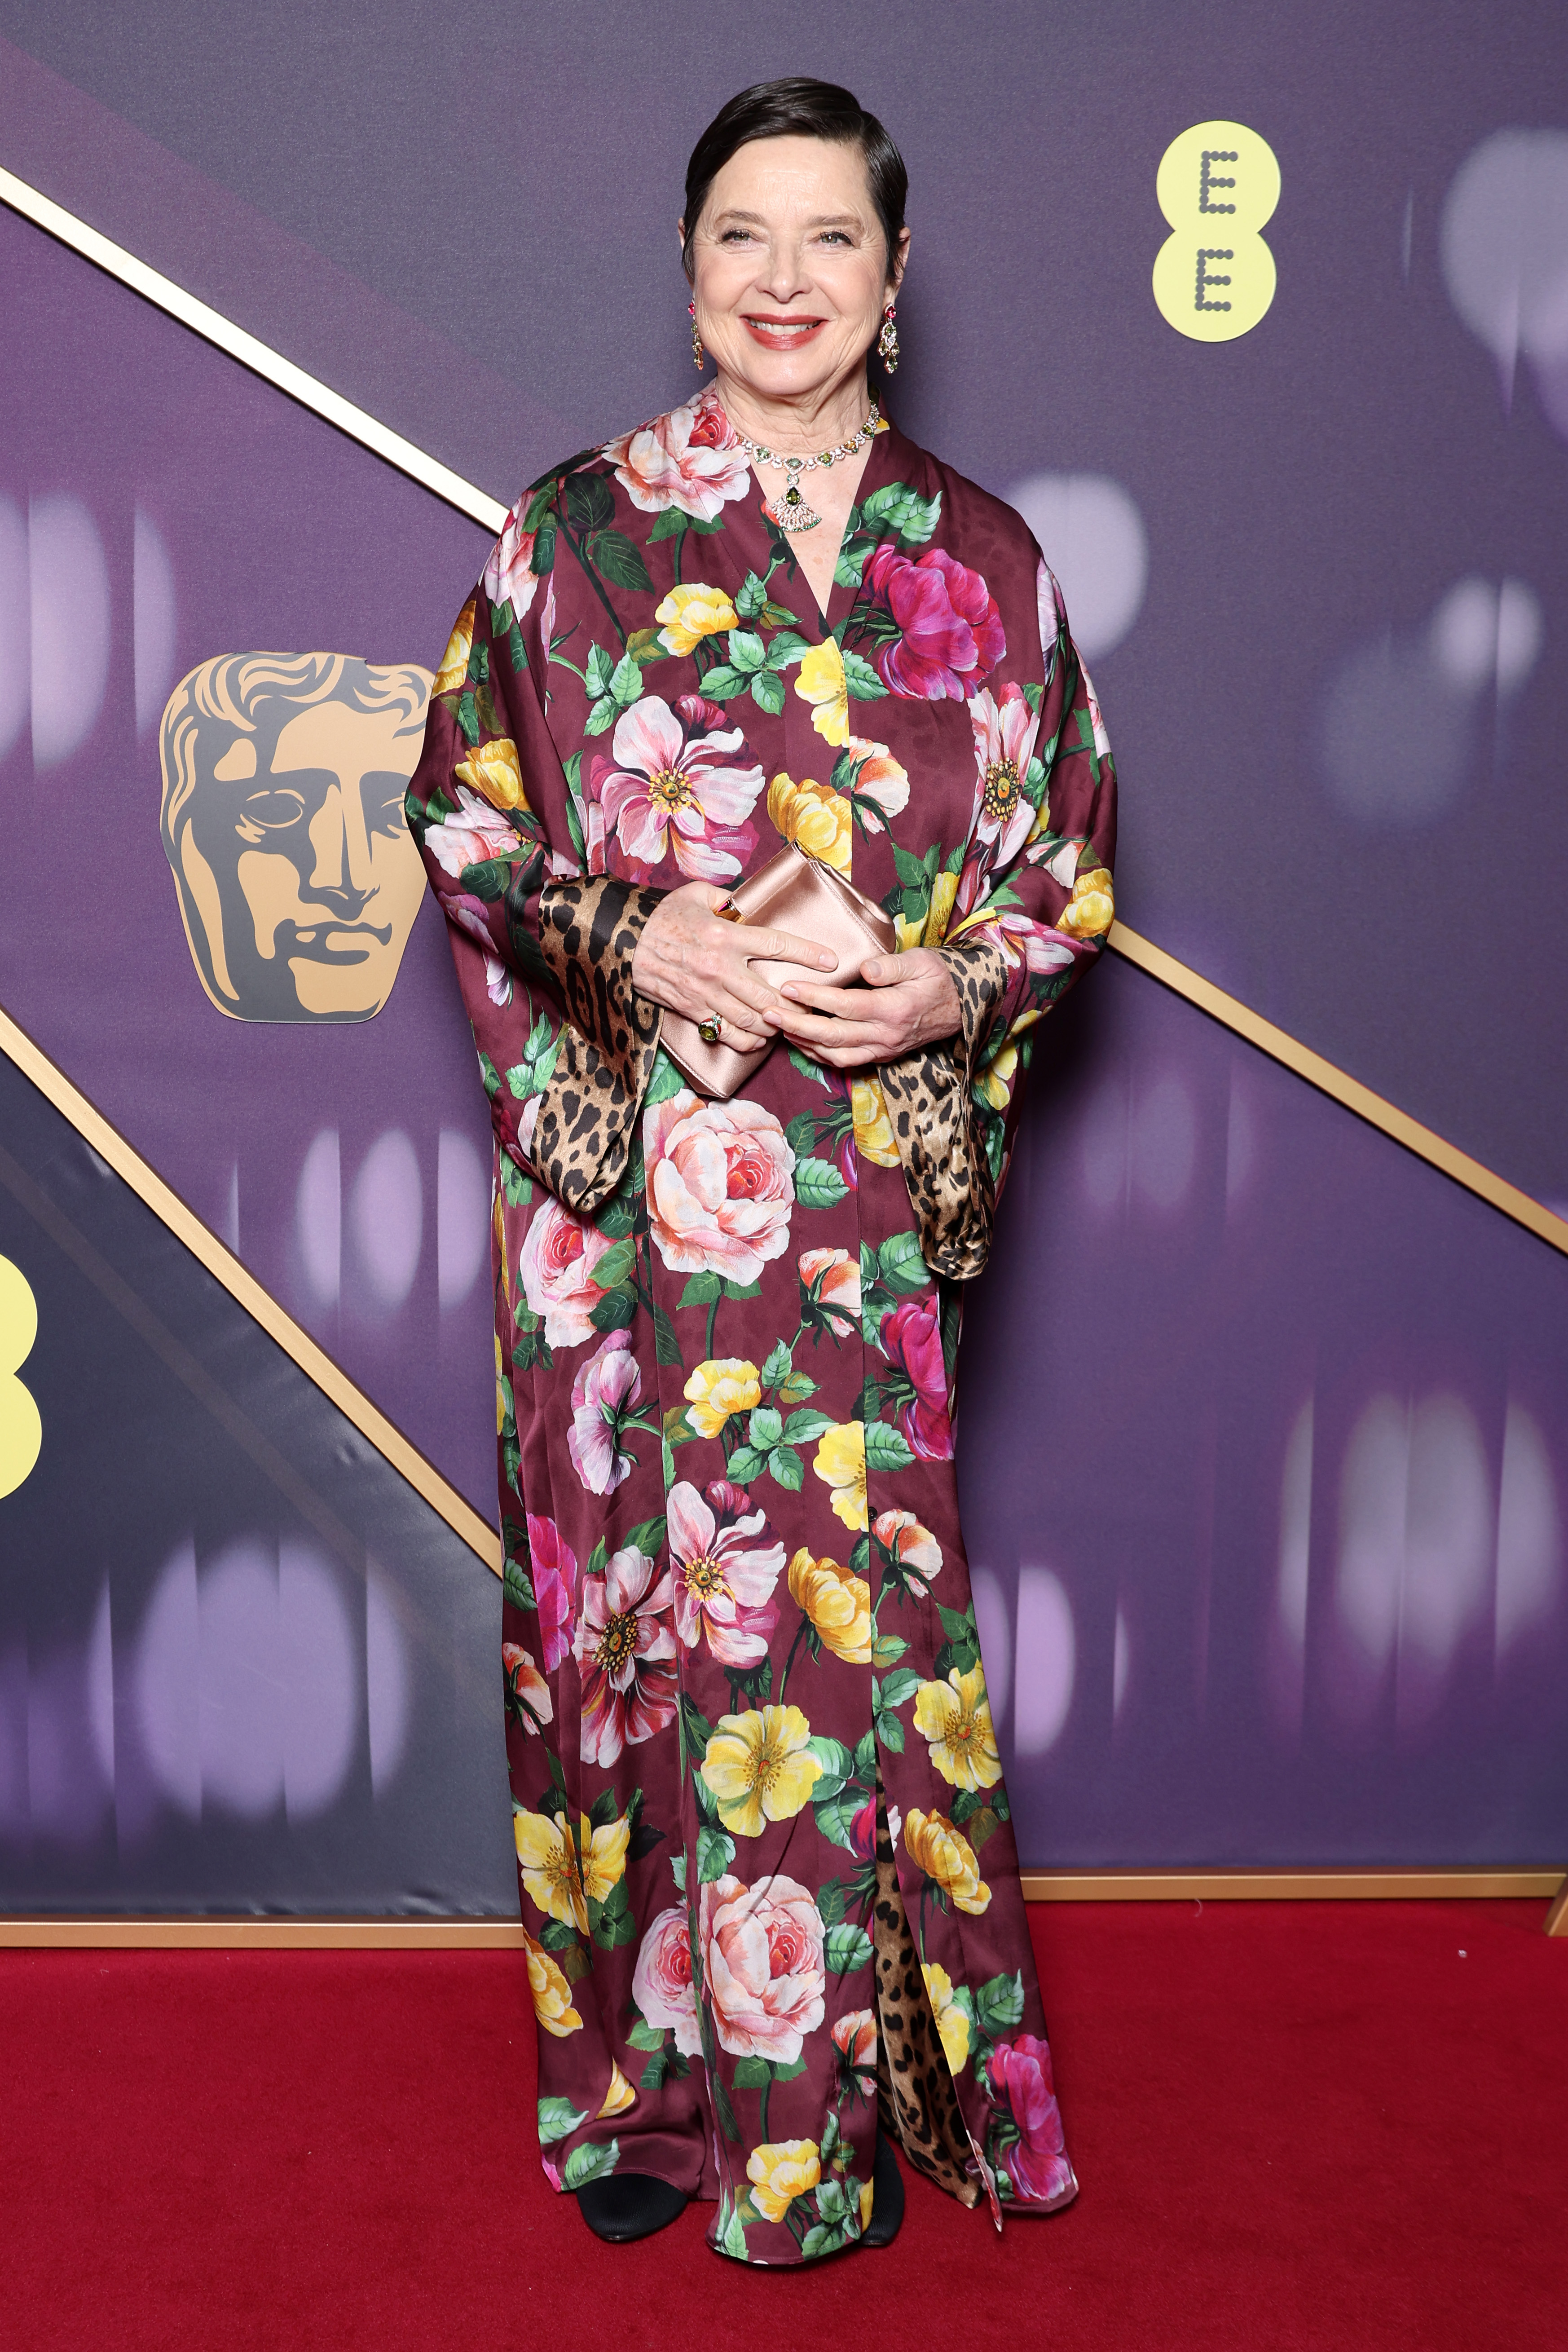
734;414;901;640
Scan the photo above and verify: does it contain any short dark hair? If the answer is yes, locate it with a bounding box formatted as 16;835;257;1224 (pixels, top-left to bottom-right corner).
681;79;907;282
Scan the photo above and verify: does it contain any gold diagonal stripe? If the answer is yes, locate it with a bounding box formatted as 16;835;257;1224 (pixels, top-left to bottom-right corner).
1108;923;1568;1258
0;163;509;535
0;1002;504;1575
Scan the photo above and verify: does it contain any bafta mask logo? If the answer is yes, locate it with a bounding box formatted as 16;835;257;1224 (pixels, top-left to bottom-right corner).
159;653;433;1023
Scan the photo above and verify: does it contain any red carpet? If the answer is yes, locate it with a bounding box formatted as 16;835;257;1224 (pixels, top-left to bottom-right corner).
3;1901;1564;2350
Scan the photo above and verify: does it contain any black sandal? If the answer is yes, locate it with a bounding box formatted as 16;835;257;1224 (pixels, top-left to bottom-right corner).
576;2172;688;2244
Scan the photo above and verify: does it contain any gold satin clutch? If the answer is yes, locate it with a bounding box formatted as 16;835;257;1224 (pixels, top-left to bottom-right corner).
661;843;900;1101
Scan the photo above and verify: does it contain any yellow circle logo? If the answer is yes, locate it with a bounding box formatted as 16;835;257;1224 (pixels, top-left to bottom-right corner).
1153;121;1280;341
0;1255;43;1500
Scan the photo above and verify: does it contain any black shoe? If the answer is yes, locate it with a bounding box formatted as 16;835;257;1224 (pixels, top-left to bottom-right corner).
576;2171;688;2244
860;2130;905;2248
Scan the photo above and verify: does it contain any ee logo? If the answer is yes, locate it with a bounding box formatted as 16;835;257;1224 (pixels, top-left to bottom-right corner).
1153;120;1280;341
0;1255;43;1500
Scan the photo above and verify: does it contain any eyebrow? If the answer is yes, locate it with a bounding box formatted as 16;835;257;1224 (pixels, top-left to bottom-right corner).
709;208;864;229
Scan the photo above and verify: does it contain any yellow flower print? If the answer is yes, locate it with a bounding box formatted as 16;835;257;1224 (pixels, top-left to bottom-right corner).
512;1808;630;1933
787;1549;872;1665
896;869;960;954
795;638;849;747
903;1807;991;1915
521;1928;583;2037
597;2061;637;2118
746;2139;821;2224
859;2177;875;2232
976;1041;1018;1114
912;1663;1003;1792
766;772;853;874
455;735;528;812
655;582;739;657
433;595;476;695
1057;865;1115;939
922;1962;973;2075
683;1357;762;1440
812;1421;868;1532
700;1704;823;1837
495;1331;507;1436
850;1076;899;1167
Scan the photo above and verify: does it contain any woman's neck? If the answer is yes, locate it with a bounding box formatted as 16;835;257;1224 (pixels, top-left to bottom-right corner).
712;365;876;454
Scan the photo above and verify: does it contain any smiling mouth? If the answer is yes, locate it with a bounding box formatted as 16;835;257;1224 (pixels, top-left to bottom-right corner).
743;314;827;345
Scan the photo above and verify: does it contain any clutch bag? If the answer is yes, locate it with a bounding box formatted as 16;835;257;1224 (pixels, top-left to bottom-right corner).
660;843;899;1102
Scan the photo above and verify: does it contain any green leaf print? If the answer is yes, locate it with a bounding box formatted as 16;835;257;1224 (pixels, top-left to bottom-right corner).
875;1232;931;1293
781;1408;833;1444
538;1919;578;1953
586;527;652;593
626;2015;666;2052
816;1875;848;1926
806;1735;854;1796
678;1271;722;1309
502;1553;535;1614
623;1514;668;1559
759;1338;793;1389
713;2077;743;2145
877;1668;922;1712
814;1791;866;1852
720;2198;751;2259
731;2055;771;2090
840;649;888;702
766;1444;804;1492
562;2140;619;2190
697;1823;736;1883
749;667;785;716
748;1407;784;1450
588;1288;636;1334
592;1236;637;1289
564;474;614;535
498;1153;532;1209
859;481;942;543
694;663;743;699
794;1157;849;1209
644;1050;687;1107
725;1444;767;1483
974;1970;1026;2040
608;649;643;704
823;1922;874;1975
537;2096;588;2145
863;1422;916;1474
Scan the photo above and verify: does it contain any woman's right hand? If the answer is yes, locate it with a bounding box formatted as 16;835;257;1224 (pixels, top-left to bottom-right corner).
631;881;838;1051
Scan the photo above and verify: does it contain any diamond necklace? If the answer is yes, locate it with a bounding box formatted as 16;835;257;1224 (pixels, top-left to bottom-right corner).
736;409;880;534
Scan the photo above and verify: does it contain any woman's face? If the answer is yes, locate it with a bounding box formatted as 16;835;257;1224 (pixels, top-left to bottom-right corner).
684;135;905;410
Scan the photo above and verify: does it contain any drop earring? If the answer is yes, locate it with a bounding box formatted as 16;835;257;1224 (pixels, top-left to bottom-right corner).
877;303;900;373
689;300;705;371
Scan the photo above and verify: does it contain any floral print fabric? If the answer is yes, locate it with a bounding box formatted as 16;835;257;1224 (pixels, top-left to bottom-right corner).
407;390;1116;2263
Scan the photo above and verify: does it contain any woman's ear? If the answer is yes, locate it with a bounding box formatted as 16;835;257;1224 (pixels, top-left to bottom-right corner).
888;226;912;298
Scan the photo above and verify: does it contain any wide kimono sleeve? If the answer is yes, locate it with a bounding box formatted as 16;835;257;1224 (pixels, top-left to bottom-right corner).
404;525;665;1213
878;558;1118;1279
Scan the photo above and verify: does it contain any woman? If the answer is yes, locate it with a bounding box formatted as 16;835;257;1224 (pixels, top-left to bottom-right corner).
407;78;1116;2265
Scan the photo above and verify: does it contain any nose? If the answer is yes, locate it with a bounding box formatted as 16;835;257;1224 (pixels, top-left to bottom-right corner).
306;781;375;917
756;233;813;305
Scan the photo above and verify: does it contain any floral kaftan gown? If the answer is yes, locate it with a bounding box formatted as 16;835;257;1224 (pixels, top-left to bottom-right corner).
406;386;1117;2265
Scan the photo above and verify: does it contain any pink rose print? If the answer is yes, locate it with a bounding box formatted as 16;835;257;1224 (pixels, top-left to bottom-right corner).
573;1542;678;1767
600;386;752;522
831;2009;878;2073
631;1903;703;2057
880;1294;954;1461
667;1478;784;1666
986;2033;1073;2205
518;1200;615;1349
502;1641;552;1735
849;1792;877;1862
525;1514;577;1674
588;693;763;884
567;1330;643;1496
422;785;521;879
643;1091;795;1284
700;1872;827;2064
482;505;541;618
798;1247;861;1339
862;543;1005;701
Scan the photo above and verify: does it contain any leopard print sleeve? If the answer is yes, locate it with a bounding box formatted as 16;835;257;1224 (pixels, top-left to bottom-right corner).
876;936;1012;1282
529;875;665;1212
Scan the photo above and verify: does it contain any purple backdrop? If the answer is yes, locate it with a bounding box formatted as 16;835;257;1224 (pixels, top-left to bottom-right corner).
1;7;1565;1890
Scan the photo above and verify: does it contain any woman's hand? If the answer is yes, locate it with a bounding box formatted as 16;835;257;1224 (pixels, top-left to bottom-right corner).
773;948;961;1070
631;881;838;1051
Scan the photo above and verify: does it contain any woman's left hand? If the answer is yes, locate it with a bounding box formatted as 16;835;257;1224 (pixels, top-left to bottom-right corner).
773;947;962;1070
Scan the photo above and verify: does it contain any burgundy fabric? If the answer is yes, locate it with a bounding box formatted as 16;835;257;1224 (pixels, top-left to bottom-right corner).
3;1902;1564;2349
